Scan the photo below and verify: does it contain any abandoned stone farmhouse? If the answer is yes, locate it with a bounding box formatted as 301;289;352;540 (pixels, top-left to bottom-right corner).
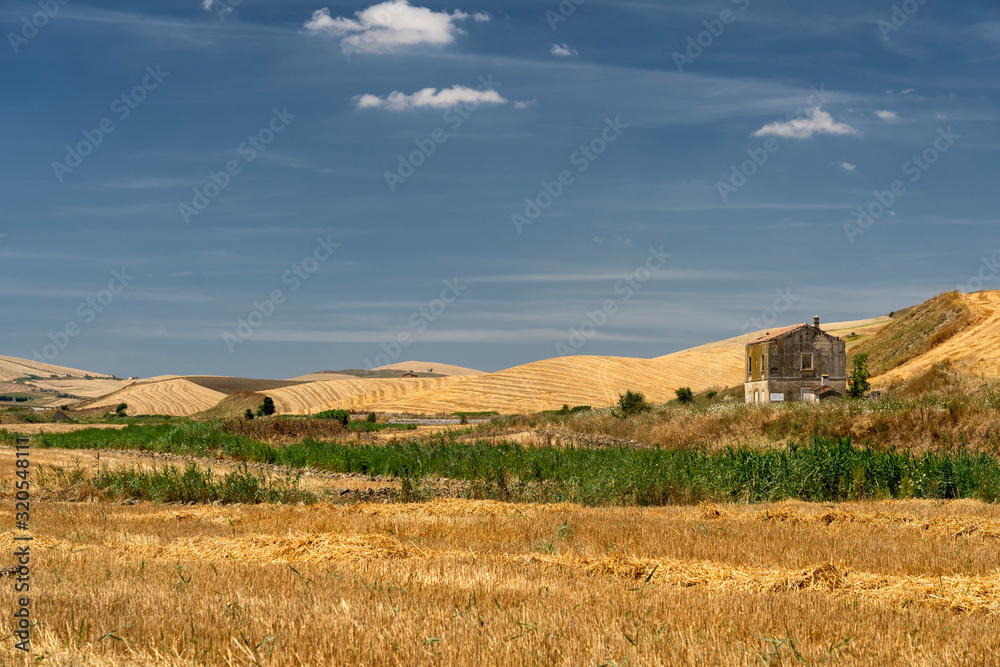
744;317;847;404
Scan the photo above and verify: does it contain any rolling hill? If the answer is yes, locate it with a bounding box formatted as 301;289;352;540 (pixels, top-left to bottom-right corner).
11;291;1000;417
0;355;142;403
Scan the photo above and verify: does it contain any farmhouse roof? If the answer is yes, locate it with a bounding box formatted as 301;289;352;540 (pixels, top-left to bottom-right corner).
747;324;811;344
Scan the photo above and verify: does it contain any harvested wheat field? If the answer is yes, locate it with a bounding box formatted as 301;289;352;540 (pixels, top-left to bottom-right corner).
76;378;228;416
263;376;467;415
2;489;1000;665
0;356;103;383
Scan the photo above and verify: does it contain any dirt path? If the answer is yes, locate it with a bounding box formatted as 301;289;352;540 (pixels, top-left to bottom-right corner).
0;423;128;435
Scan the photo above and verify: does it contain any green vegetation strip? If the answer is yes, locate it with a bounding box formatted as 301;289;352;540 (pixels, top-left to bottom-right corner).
34;459;316;505
10;423;1000;505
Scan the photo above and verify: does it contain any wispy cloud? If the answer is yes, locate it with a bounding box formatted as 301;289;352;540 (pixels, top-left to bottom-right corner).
356;85;507;111
835;162;856;171
303;1;485;53
550;43;578;57
752;108;857;140
875;109;899;120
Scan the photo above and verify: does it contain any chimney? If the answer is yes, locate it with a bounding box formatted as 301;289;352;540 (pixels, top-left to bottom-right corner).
822;374;829;386
813;316;820;328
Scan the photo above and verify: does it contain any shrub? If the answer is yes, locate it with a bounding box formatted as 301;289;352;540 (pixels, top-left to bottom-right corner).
366;412;377;423
615;390;651;418
316;409;350;426
244;409;254;420
115;403;128;417
675;387;694;403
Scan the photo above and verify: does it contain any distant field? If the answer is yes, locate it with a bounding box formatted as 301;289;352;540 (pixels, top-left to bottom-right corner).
183;376;305;394
372;360;486;376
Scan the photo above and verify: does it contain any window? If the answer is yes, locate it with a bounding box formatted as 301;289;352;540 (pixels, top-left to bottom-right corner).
761;355;765;378
748;355;753;379
801;353;813;370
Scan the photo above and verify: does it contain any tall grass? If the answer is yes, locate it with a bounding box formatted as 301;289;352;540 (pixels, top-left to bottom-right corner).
25;424;1000;505
35;459;316;504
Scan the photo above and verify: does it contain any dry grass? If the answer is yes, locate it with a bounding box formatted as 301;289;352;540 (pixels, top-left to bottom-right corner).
2;493;1000;665
878;291;1000;385
539;372;1000;453
218;416;347;444
848;291;974;377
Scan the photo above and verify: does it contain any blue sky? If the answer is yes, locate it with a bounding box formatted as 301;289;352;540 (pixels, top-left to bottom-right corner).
2;0;997;379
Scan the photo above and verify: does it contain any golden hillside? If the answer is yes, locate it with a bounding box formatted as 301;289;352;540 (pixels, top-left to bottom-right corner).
265;376;466;414
876;291;1000;385
362;316;891;414
78;379;227;417
41;290;1000;417
0;355;102;382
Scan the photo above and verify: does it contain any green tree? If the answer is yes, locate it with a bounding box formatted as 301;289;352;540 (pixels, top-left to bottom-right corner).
847;354;872;398
257;396;276;416
615;390;651;418
366;412;377;423
115;402;128;417
674;387;694;403
244;408;254;420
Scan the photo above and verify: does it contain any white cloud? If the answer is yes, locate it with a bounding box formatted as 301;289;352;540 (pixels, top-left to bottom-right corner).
303;1;484;54
752;108;857;140
513;99;536;110
356;85;508;111
875;109;899;120
835;162;856;171
550;43;577;57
